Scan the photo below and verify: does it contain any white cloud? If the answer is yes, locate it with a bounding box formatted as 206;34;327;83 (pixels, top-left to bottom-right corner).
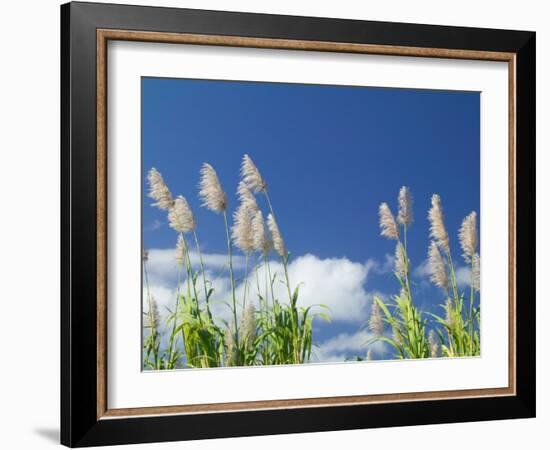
207;253;375;322
314;330;386;362
376;253;395;274
359;253;393;275
145;219;163;231
413;258;431;278
455;266;473;289
143;283;175;315
145;248;245;285
144;249;378;323
267;253;374;322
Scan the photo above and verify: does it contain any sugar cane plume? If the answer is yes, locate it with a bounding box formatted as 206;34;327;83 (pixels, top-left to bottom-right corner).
237;180;259;213
175;234;187;266
240;304;257;347
459;211;478;262
224;323;236;366
198;163;227;213
472;253;481;292
395;242;407;278
428;240;449;291
232;203;255;253
428;329;439;358
241;154;267;193
397;186;413;226
147;168;174;210
369;300;384;336
252;210;272;255
168;195;196;233
428;194;450;254
149;297;160;332
267;213;287;258
379;202;399;240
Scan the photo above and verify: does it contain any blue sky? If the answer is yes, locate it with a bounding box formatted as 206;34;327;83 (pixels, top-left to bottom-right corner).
142;77;480;362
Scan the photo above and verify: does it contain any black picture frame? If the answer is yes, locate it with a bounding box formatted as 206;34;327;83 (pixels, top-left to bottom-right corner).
61;1;535;447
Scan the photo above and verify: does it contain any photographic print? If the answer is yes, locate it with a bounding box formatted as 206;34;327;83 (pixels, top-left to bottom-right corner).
141;77;481;370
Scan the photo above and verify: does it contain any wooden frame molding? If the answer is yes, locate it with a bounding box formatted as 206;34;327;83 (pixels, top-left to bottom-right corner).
96;29;517;421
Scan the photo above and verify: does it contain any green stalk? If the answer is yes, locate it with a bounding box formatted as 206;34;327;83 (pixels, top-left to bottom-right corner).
242;252;250;312
266;258;276;309
193;230;211;319
468;256;476;354
281;253;299;363
263;189;301;362
263;190;293;302
254;254;262;310
263;189;275;218
282;255;293;303
167;264;182;367
445;250;459;305
253;255;265;320
179;236;194;366
223;211;239;351
264;254;269;310
182;233;202;326
143;260;158;367
445;248;468;356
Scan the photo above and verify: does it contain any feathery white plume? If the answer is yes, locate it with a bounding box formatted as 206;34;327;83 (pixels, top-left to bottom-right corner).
232;203;254;253
147;168;174;210
397;186;413;226
168;195;196;233
175;234;187;266
198;163;227;213
395;242;407;279
428;240;449;291
237;180;259;213
472;253;480;292
240;304;257;349
252;210;272;255
267;213;287;258
379;202;399;240
224;323;236;366
428;194;450;254
147;297;160;332
241;154;267;193
459;211;478;262
369;300;384;336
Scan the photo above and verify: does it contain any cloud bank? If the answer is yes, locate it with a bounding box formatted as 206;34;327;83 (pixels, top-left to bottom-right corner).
314;330;386;362
144;249;378;324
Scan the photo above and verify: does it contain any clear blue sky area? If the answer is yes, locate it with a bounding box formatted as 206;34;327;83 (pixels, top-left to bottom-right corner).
142;76;480;360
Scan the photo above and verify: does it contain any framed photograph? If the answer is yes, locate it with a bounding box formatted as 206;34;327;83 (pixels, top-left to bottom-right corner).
61;1;536;447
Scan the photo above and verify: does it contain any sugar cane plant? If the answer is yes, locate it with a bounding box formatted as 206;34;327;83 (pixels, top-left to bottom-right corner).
367;188;480;359
142;155;330;369
143;161;480;369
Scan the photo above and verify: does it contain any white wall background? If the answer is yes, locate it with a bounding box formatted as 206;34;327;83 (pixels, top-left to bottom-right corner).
0;1;545;448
